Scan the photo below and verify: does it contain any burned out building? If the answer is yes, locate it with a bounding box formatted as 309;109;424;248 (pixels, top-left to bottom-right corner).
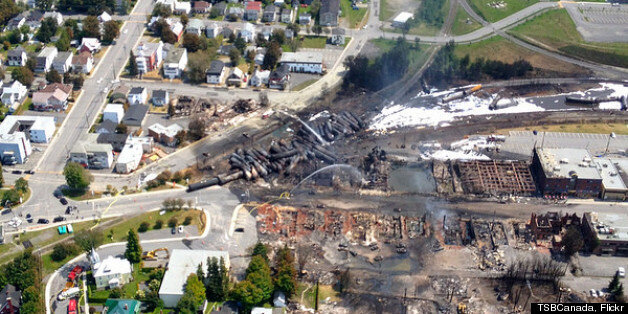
531;148;603;197
457;160;536;195
583;212;628;255
528;212;581;241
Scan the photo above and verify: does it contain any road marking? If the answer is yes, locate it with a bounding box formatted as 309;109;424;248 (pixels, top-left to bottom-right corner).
91;191;121;229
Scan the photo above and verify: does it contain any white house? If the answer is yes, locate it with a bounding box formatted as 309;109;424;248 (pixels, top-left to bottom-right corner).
1;81;27;111
250;70;270;87
206;60;226;84
185;19;204;36
52;51;73;74
279;52;323;74
72;51;94;74
205;23;221;38
92;256;133;289
155;0;175;10
163;47;188;79
127;87;148;105
0;115;56;143
35;46;58;73
159;250;230;308
392;12;413;28
174;1;191;14
98;11;112;23
103;104;125;124
7;47;27;67
115;137;153;173
240;23;256;43
79;38;102;54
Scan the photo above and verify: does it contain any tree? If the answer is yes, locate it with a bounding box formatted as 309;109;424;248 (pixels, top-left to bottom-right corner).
187;117;207;140
609;272;621;292
229;48;240;66
0;164;3;187
271;29;286;45
259;92;270;107
312;25;322;36
0;0;20;27
51;243;79;262
64;162;94;191
176;274;206;312
119;0;129;14
125;229;142;263
73;229;104;253
46;69;62;84
115;123;128;134
234;37;247;53
168;217;178;228
274;245;297;296
152;3;172;17
562;226;584;257
82;16;101;39
56;28;71;51
103;20;120;43
2;189;20;206
286;23;300;37
12;67;34;87
138;222;150;232
36;0;54;10
7;29;22;45
251;242;269;262
14;177;28;194
36;17;59;43
182;33;202;52
262;41;281;70
180;13;189;26
161;29;177;44
168;102;176;117
310;0;321;16
127;50;138;77
231;280;263;310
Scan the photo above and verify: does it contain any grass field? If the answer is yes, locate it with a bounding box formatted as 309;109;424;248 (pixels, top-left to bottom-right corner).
453;36;587;75
370;39;432;69
451;6;482;35
340;0;368;28
292;79;318;91
300;35;327;48
509;9;628;68
468;0;539;22
384;0;450;36
496;122;628;136
102;209;203;243
296;283;340;309
379;0;396;21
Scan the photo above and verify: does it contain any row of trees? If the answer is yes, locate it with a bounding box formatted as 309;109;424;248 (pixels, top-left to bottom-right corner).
0;0;20;28
55;0;123;15
0;250;44;313
413;0;446;29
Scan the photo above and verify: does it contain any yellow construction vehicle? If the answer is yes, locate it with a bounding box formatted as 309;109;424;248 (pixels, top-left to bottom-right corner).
469;84;482;93
142;248;170;261
457;303;467;314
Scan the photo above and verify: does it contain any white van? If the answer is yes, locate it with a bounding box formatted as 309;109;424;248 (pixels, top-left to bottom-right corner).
58;287;80;300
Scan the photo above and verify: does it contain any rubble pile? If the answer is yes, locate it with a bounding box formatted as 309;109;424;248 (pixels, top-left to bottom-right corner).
188;111;365;191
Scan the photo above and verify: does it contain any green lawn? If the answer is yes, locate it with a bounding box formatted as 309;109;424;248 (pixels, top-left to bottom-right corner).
379;0;396;21
87;267;151;305
509;9;628;68
102;209;203;243
14;97;32;115
370;38;432;69
468;0;539;22
292;79;318;91
340;0;368;28
451;5;482;35
383;0;450;36
299;35;327;48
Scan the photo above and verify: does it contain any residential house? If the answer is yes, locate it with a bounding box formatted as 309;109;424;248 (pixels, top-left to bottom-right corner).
0;115;56;143
110;86;130;104
98;11;112;23
279;51;323;73
5;13;26;31
1;81;27;112
7;47;27;67
205;23;221;38
274;0;285;5
254;51;265;65
35;46;58;73
192;1;211;13
240;23;256;42
0;284;21;314
260;26;273;40
226;6;244;20
152;90;169;106
93;256;133;289
299;13;311;25
43;12;63;26
222;25;235;38
103;104;125;124
170;20;184;41
159;250;230;307
280;8;294;23
122;104;149;126
268;64;290;90
115;136;153;173
25;11;43;29
174;1;192;14
32;83;73;111
97;133;129;152
133;42;164;74
162;43;174;61
52;51;73;74
218;44;235;55
70;134;114;169
226;67;246;87
128;87;148;105
319;0;340;26
250;69;270;87
163;47;188;79
263;4;278;22
103;299;141;314
206;60;226;84
155;0;176;10
72;51;94;74
95;120;118;134
185;19;205;36
245;1;262;21
79;38;102;54
148;123;183;147
330;27;345;45
213;2;227;16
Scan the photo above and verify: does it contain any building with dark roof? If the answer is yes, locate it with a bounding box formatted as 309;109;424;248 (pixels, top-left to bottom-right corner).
95;120;118;134
269;64;290;90
206;60;226;84
0;284;21;314
319;0;340;26
122;105;149;127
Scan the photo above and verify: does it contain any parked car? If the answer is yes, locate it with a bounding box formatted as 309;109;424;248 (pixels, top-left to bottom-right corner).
171;227;176;234
178;226;184;233
11;170;22;174
60;198;68;205
26;213;32;223
53;216;66;223
590;289;598;297
618;267;625;278
54;190;63;199
37;218;49;224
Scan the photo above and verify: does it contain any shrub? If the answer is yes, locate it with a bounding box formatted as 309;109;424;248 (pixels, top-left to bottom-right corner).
183;216;192;226
154;219;163;229
109;288;122;298
138;222;150;233
168;217;178;228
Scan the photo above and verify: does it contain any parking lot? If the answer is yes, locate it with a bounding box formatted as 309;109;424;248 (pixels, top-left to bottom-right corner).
565;3;628;42
497;131;628;157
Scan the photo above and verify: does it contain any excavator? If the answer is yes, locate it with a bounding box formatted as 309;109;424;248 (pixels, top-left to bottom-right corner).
142;248;170;261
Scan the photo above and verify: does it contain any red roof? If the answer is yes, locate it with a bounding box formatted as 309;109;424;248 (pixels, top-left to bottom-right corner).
246;1;262;10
